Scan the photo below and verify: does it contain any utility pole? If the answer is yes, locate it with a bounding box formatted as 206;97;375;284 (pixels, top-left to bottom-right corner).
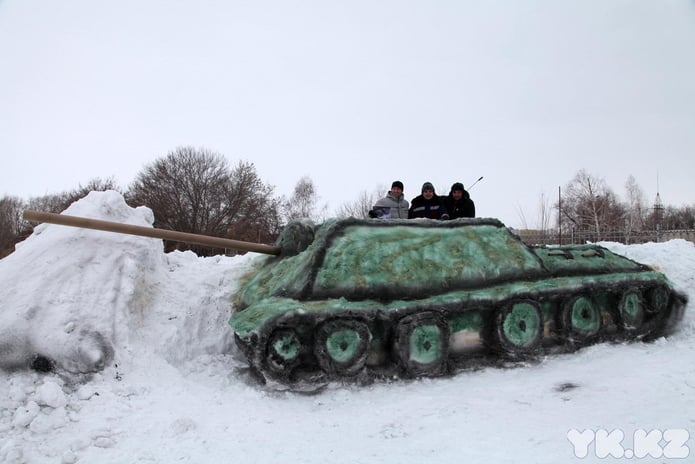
558;186;562;245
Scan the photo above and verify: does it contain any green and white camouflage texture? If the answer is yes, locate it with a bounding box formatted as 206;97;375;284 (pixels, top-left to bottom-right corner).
230;217;688;384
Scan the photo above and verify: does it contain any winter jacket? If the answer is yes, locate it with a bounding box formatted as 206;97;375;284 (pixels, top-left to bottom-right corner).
444;190;476;219
408;194;449;219
373;191;410;219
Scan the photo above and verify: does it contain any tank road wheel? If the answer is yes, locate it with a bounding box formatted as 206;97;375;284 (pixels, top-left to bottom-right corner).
619;288;645;333
266;328;302;377
494;301;543;355
620;285;678;339
314;319;371;377
562;295;602;343
395;312;449;377
647;285;670;315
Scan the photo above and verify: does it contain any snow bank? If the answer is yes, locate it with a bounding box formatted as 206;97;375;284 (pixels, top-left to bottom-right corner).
0;191;257;375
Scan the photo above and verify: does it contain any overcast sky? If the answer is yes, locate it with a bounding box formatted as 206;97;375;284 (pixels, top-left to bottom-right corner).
1;0;694;228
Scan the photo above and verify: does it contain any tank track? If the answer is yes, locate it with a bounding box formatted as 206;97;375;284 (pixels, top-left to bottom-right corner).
235;281;687;385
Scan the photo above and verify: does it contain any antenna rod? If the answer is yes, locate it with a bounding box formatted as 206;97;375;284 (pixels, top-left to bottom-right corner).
468;176;484;190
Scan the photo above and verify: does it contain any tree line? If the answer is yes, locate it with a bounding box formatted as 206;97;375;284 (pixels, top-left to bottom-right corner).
1;150;693;258
527;169;695;243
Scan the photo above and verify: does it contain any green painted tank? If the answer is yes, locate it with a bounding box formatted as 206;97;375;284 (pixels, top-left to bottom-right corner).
229;217;688;384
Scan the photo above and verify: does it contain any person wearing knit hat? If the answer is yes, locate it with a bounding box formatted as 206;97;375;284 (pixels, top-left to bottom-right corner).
408;182;449;220
369;180;409;219
421;182;434;193
444;182;476;219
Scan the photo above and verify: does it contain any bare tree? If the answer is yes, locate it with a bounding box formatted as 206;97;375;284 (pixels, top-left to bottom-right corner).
515;190;554;232
283;176;327;222
65;177;121;207
0;177;122;258
128;147;231;242
536;190;553;234
515;204;529;231
336;187;384;218
26;194;68;215
0;196;27;258
675;206;695;229
624;175;647;240
225;161;284;248
560;170;625;241
22;177;121;216
655;204;695;230
127;147;282;255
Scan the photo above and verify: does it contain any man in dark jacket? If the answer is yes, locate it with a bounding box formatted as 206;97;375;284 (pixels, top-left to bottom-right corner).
408;182;449;219
444;182;475;219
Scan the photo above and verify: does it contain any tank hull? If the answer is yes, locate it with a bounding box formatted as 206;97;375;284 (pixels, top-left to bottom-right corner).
229;218;688;384
232;271;686;383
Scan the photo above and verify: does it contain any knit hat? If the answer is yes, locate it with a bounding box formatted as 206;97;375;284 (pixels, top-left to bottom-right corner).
450;182;464;192
421;182;435;193
391;180;404;190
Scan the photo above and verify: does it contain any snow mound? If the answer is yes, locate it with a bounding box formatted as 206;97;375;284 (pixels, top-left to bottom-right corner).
0;191;257;376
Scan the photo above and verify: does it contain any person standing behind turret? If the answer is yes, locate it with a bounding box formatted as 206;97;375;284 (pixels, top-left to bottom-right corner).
369;180;409;219
444;182;475;219
408;182;449;219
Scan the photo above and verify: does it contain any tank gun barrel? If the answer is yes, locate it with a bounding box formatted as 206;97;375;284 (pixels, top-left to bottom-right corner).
22;210;281;255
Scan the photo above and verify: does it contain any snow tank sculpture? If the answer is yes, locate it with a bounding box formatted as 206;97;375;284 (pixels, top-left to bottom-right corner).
22;210;688;385
230;217;688;384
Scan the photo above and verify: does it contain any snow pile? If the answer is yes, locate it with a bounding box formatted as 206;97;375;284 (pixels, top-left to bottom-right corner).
0;191;257;374
1;191;693;464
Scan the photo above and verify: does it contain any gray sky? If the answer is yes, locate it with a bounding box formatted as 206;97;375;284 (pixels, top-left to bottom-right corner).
1;0;694;228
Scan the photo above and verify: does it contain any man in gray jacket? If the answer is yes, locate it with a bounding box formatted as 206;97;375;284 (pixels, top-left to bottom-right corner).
370;181;410;219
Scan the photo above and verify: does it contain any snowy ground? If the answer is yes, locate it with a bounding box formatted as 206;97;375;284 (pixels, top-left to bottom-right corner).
1;191;693;464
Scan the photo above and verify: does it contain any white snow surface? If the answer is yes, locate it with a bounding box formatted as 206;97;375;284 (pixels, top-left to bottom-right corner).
1;191;694;463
